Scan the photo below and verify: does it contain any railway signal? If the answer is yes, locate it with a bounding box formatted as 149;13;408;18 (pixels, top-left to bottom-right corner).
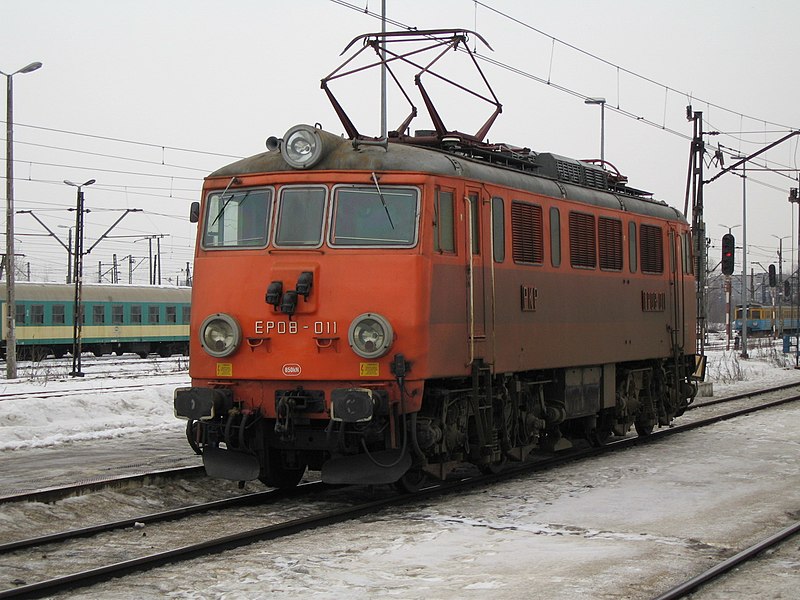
721;233;735;275
768;264;777;287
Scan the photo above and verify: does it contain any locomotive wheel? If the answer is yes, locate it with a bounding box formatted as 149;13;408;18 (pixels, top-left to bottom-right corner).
258;450;306;489
588;413;614;447
393;468;428;494
634;421;654;436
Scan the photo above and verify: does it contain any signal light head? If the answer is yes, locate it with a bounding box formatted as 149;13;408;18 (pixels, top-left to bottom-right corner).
721;233;735;276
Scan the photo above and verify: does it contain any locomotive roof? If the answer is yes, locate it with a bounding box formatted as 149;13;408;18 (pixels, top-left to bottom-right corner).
210;128;686;224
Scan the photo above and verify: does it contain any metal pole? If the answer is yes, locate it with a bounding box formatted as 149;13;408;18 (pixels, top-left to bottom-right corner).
65;178;94;377
70;187;84;376
600;100;605;165
380;0;387;140
740;161;748;358
4;72;17;376
156;237;162;285
66;228;72;284
2;61;42;378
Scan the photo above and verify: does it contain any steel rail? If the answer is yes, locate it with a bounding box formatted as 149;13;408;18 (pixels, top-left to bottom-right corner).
652;521;800;600
1;392;797;599
0;466;204;505
0;481;327;554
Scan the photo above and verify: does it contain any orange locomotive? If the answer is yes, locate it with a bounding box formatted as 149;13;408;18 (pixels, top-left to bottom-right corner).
174;30;701;490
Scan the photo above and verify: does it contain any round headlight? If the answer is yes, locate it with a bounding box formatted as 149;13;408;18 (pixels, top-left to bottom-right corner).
200;313;242;358
348;313;394;359
282;124;324;169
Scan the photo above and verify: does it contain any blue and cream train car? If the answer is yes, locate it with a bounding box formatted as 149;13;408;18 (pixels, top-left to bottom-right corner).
0;283;190;360
733;303;800;336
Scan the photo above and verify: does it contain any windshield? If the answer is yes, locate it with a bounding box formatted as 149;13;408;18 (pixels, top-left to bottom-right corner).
274;186;327;247
330;186;418;247
202;188;271;248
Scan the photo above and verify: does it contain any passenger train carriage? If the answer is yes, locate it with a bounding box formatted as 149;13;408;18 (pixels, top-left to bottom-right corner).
174;30;702;490
1;282;190;360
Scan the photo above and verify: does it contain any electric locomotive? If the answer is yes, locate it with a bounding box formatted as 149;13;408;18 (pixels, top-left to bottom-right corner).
174;30;702;490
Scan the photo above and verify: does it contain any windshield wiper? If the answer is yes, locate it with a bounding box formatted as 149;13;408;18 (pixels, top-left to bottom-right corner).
371;172;395;230
210;177;240;228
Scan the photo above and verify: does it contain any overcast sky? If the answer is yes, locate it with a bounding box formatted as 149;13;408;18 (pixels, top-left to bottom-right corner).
2;0;798;285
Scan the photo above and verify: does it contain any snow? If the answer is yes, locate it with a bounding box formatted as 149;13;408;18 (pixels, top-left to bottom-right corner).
0;358;188;451
1;335;797;453
0;338;799;599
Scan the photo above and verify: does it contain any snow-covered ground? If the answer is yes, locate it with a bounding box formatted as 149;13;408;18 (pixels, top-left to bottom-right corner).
1;338;799;599
0;335;797;453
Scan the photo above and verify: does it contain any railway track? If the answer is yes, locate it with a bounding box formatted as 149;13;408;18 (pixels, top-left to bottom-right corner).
2;380;797;506
0;387;797;599
653;521;800;600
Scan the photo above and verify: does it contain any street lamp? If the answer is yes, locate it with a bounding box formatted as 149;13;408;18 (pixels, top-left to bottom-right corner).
732;157;749;358
2;61;42;378
64;178;95;377
584;97;606;164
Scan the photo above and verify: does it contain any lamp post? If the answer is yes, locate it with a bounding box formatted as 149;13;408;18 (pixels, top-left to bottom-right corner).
2;61;42;378
64;178;95;377
732;157;749;358
584;97;606;164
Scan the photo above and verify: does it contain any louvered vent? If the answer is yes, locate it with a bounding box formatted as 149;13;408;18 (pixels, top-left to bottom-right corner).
640;224;664;273
598;217;623;271
569;212;596;268
511;201;544;264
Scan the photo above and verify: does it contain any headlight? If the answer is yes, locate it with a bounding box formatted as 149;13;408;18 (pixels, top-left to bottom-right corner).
348;313;394;359
282;124;324;169
200;313;242;358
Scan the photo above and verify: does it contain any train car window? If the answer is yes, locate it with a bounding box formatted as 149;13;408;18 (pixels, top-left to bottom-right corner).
669;231;676;273
148;305;160;325
112;305;124;325
569;211;596;269
52;304;65;325
79;305;86;325
275;186;326;247
511;201;544;265
598;217;623;271
433;189;455;253
202;187;271;249
131;305;142;324
492;197;505;263
681;232;694;275
15;304;25;325
182;305;191;324
469;193;480;255
329;185;418;247
550;207;561;267
31;304;44;325
166;306;177;324
640;224;664;274
628;221;637;273
93;305;105;325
